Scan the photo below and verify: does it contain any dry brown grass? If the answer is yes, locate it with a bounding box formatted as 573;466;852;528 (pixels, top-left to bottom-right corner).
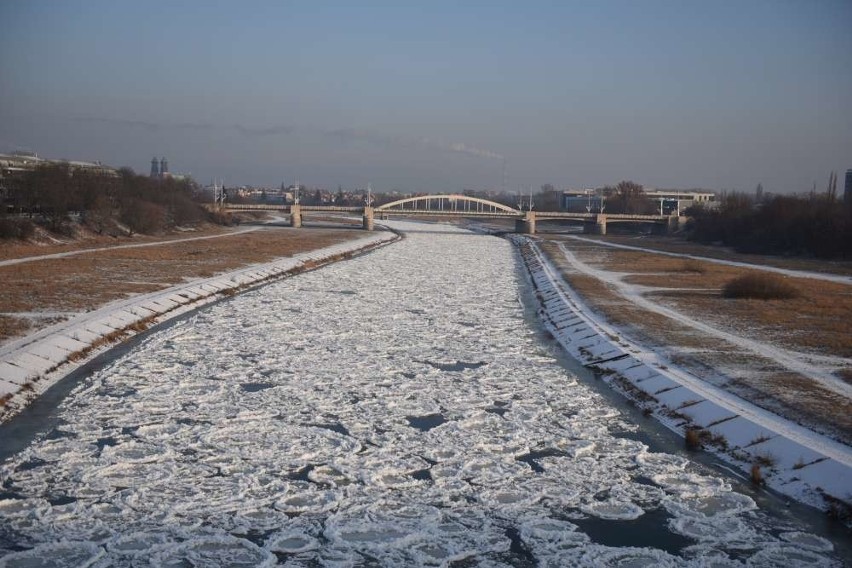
0;316;32;341
651;283;852;357
0;223;237;262
538;236;852;441
590;234;852;277
679;259;707;274
0;226;364;343
557;240;852;357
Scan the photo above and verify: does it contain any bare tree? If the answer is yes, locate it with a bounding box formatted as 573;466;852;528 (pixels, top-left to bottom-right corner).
827;171;837;202
538;183;560;211
609;180;654;214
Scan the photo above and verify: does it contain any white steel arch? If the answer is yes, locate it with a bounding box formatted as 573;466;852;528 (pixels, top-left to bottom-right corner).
375;194;520;214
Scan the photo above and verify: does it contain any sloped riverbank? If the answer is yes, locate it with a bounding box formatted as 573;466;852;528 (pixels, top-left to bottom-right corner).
0;230;398;424
514;235;852;519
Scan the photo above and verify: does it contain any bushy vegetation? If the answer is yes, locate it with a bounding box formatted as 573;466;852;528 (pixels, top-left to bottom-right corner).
686;191;852;259
1;165;211;238
601;180;657;215
722;272;801;300
0;216;36;239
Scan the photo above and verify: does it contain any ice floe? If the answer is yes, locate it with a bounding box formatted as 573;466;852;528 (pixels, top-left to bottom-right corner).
0;223;843;566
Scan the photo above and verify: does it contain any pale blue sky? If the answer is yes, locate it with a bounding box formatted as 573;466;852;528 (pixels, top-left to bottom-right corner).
2;1;850;192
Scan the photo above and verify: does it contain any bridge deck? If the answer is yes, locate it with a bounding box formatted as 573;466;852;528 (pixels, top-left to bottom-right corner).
221;204;674;223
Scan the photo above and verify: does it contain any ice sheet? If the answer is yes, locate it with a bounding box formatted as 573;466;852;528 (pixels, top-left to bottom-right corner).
0;224;841;565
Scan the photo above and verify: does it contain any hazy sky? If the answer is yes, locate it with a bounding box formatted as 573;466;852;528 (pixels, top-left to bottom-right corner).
2;1;850;193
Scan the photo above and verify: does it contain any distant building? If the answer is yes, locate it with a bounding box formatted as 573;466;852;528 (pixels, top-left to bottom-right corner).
1;151;115;181
561;188;716;214
150;156;171;179
643;189;716;215
845;169;852;203
561;189;604;213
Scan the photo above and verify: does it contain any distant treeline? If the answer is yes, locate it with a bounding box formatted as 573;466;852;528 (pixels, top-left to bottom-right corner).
1;165;215;239
686;191;852;259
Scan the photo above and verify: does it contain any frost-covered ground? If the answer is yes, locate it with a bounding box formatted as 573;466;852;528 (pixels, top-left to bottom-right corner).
0;223;844;567
518;237;852;515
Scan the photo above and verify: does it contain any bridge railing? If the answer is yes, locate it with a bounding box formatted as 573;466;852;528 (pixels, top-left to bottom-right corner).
376;194;520;215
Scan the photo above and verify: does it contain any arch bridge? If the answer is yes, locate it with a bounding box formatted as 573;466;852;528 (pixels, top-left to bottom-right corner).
223;194;682;235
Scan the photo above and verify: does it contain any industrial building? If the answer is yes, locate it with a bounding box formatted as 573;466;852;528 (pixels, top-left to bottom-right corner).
561;188;716;214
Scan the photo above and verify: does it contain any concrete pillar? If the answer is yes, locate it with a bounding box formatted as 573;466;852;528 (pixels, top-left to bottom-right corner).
290;204;302;228
525;211;536;235
514;211;536;234
362;207;374;231
584;214;606;235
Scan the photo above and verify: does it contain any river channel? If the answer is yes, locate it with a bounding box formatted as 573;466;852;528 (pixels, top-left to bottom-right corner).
0;223;846;566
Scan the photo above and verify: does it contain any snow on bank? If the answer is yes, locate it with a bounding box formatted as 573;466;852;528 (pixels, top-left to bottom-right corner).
0;231;398;423
514;236;852;514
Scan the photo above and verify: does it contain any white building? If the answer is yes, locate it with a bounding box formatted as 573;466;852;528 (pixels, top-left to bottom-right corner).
561;188;716;214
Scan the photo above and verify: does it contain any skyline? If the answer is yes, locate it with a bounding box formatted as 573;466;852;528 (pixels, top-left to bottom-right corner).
1;1;851;193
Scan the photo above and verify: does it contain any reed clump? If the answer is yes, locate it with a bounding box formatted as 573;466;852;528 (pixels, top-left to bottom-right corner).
722;273;801;300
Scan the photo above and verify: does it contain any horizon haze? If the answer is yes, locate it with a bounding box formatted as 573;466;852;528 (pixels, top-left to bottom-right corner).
1;0;850;193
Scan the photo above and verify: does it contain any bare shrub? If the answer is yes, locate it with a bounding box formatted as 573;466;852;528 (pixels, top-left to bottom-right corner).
750;463;764;485
722;273;801;300
755;453;775;467
685;428;702;449
207;209;235;226
747;434;772;446
120;198;167;235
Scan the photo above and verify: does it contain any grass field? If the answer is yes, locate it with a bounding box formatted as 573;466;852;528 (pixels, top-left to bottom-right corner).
0;225;363;343
539;236;852;442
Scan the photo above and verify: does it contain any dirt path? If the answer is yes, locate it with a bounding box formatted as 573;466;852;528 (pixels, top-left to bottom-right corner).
529;240;852;469
539;235;852;442
565;235;852;285
0;227;265;267
555;242;852;398
0;222;363;345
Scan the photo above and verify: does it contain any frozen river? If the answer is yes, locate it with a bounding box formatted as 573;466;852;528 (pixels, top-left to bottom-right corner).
0;224;843;566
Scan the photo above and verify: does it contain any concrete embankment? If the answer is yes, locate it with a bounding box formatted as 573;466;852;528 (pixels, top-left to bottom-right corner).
514;235;852;516
0;231;399;423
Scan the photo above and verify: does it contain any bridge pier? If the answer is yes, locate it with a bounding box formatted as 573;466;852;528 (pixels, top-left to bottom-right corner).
666;215;687;234
290;205;302;228
362;207;374;231
584;214;607;235
515;211;536;235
